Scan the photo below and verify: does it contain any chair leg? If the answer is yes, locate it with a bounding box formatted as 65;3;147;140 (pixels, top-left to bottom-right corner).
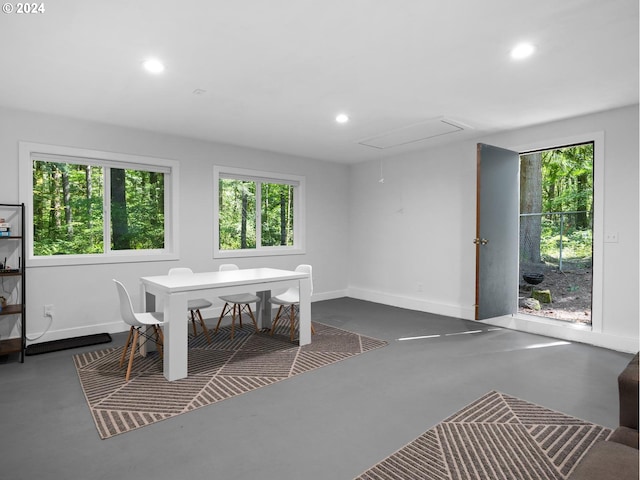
215;303;231;334
190;310;198;336
119;326;134;367
196;309;212;343
293;303;314;334
125;329;140;381
230;304;238;340
244;304;259;332
271;305;284;335
292;304;314;335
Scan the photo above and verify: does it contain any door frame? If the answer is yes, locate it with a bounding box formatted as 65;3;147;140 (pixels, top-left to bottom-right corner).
506;131;604;333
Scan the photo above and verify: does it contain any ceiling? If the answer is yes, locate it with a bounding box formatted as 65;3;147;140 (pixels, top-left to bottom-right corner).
1;0;637;164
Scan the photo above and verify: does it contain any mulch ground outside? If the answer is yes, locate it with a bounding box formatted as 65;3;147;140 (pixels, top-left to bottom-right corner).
519;266;592;324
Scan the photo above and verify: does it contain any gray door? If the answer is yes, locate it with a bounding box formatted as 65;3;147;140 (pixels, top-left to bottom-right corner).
475;143;519;320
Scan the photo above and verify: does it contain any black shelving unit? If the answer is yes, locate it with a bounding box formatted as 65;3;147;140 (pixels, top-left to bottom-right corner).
0;203;26;362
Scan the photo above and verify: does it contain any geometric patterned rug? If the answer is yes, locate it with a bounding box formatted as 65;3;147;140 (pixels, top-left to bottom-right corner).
355;390;612;480
73;322;387;439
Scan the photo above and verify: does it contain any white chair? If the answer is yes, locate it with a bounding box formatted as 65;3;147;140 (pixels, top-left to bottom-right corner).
113;279;164;382
214;264;260;339
269;264;315;341
168;267;212;344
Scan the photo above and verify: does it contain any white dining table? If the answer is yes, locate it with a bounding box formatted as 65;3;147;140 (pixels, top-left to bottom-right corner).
140;267;311;381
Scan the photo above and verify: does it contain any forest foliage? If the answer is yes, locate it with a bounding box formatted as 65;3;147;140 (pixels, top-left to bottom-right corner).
520;143;593;266
32;160;165;255
218;178;294;250
33;146;589;261
32;161;295;256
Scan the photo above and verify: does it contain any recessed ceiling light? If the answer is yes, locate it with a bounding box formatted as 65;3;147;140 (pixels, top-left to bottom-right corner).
142;58;165;74
510;42;535;60
335;113;350;124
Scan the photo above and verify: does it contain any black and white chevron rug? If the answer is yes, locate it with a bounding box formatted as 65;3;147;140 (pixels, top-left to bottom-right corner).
355;391;611;480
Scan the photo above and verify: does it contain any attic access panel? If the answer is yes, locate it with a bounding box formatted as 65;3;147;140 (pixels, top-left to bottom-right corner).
358;118;465;149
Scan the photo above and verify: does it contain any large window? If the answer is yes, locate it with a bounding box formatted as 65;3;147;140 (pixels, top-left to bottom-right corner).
214;166;305;258
20;142;179;266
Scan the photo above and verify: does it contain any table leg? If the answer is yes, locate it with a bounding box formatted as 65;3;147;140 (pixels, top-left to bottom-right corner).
139;285;154;356
256;290;271;330
163;292;188;381
298;277;311;345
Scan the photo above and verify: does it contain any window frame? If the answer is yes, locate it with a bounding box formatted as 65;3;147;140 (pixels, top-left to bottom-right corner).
213;165;305;258
19;142;180;267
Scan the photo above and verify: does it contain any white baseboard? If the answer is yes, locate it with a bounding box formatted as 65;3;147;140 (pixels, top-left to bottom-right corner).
346;287;638;354
24;292;352;344
348;287;476;320
311;289;349;302
24;290;637;354
26;320;127;345
480;315;639;354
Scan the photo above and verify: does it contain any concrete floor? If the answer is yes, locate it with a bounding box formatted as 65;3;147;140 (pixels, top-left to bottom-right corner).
0;298;633;480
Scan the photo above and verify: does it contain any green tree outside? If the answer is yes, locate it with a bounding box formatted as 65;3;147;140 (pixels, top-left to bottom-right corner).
32;160;164;255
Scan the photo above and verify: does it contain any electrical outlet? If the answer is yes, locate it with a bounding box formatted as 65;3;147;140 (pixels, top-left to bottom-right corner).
604;232;619;243
44;304;54;316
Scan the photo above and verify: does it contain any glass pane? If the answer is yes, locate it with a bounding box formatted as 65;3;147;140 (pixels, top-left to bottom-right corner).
32;160;104;255
219;178;256;249
261;182;294;247
111;168;165;250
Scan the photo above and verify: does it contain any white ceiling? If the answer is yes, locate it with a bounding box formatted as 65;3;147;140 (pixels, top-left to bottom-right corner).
1;0;637;164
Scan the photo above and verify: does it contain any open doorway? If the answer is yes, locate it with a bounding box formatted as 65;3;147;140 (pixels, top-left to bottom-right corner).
518;143;593;325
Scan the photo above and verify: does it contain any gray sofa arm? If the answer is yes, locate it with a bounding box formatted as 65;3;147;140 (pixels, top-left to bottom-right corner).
619;353;639;431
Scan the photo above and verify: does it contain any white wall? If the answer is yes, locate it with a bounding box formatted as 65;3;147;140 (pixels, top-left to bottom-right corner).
0;107;350;343
1;104;637;353
348;105;639;353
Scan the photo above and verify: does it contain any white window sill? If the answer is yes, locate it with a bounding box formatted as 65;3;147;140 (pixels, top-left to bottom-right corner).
214;248;305;259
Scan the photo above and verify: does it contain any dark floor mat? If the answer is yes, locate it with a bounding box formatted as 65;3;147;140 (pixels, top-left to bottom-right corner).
26;333;112;356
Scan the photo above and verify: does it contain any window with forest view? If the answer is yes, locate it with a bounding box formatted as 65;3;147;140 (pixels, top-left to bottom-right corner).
214;166;304;257
33;160;165;255
20;143;178;265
